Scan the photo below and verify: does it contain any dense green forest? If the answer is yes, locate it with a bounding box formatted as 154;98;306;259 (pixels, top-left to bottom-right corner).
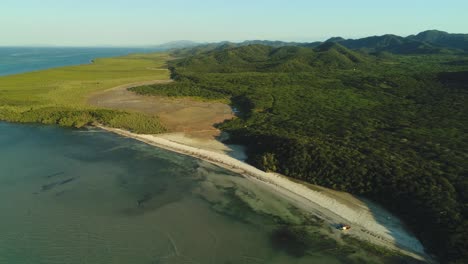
0;107;166;134
131;43;468;263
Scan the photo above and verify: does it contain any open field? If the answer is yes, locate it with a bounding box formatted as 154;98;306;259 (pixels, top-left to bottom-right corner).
0;53;170;108
88;80;235;140
0;52;236;136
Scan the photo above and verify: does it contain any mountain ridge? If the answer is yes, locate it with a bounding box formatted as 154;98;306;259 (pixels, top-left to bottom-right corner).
168;30;467;55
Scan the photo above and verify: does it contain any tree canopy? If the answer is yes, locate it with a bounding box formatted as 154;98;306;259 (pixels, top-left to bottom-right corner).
132;44;468;263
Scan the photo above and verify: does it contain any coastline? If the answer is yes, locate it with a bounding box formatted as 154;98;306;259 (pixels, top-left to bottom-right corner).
96;124;431;262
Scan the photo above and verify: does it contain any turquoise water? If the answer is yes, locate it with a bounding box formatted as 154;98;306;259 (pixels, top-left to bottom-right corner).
0;123;418;264
0;47;161;76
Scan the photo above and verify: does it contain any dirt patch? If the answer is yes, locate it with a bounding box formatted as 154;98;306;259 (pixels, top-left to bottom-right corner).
87;80;234;139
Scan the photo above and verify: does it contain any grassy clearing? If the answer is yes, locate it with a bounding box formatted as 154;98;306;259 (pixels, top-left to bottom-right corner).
0;53;170;133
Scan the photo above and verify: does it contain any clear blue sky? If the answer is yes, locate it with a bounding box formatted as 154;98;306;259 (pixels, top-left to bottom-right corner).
1;0;467;46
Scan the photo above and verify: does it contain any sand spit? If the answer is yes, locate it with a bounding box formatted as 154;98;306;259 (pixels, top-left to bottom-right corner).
96;125;432;262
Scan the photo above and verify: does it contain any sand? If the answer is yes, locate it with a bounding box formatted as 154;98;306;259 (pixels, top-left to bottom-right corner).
96;125;432;262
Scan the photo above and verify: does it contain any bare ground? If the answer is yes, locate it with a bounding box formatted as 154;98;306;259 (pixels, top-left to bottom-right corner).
87;80;234;140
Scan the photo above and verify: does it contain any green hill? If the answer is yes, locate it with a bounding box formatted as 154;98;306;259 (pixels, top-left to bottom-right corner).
327;34;452;54
171;30;467;57
313;42;367;66
173;44;368;73
132;44;468;263
328;34;405;49
327;31;467;53
408;30;468;51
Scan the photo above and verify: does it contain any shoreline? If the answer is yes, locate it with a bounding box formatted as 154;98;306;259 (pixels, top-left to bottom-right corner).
96;124;432;262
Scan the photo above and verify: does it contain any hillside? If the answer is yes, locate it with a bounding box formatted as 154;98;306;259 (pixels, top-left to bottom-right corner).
408;30;468;51
132;44;468;263
325;34;453;54
171;30;467;56
152;40;202;50
312;30;467;54
172;44;369;74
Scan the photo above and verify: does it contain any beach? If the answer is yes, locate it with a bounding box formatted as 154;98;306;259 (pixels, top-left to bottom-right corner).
97;125;431;262
88;77;432;262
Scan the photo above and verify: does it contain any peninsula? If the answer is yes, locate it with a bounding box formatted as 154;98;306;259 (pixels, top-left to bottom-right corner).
1;30;467;263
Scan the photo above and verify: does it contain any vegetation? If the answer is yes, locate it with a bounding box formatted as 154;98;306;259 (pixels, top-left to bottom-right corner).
171;30;468;56
408;30;468;52
326;32;459;54
0;53;170;133
132;44;468;263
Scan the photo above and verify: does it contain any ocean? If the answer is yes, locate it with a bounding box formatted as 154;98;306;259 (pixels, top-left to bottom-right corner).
0;47;161;76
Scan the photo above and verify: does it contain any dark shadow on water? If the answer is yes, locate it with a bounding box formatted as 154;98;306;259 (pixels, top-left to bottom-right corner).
269;222;427;263
41;177;77;191
197;186;262;224
270;226;310;258
43;171;65;178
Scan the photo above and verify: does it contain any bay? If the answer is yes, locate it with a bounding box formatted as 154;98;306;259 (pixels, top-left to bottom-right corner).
0;47;161;76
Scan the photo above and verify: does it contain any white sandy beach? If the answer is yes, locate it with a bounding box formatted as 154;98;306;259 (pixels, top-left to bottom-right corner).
96;125;432;262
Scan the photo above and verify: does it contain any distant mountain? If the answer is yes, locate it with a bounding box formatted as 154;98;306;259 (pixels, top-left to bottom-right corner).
322;30;468;54
325;37;346;43
239;40;301;47
171;40;301;57
324;34;452;54
328;34;404;50
153;40;201;50
407;30;468;51
167;30;468;56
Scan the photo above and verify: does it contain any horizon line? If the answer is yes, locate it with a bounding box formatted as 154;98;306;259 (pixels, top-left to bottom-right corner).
0;29;464;48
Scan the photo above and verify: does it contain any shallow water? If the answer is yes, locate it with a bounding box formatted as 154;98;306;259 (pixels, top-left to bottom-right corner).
0;123;418;264
0;47;161;76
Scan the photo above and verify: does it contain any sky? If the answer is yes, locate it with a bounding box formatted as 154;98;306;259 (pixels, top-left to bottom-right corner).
1;0;467;46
